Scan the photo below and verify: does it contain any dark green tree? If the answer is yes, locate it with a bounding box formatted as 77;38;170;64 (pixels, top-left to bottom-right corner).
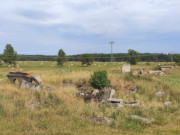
128;49;140;65
57;49;67;66
2;44;17;65
90;70;110;90
80;54;93;66
174;54;180;64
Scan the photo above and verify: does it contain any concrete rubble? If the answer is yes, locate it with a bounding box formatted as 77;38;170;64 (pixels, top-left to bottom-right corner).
7;71;54;91
74;88;140;108
122;65;131;73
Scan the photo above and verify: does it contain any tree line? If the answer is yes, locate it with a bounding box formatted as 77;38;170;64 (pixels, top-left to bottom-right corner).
0;44;180;66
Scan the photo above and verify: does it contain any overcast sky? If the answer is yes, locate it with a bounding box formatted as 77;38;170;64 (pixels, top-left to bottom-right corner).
0;0;180;55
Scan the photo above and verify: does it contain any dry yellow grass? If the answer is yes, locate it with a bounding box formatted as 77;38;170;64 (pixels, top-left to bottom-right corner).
0;62;180;135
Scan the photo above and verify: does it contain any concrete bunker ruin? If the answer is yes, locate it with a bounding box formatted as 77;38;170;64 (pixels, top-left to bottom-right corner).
7;71;42;87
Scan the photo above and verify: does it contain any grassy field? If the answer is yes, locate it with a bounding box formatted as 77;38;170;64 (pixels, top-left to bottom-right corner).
0;61;180;135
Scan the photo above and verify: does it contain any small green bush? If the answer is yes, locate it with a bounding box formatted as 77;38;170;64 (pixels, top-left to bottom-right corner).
90;70;110;90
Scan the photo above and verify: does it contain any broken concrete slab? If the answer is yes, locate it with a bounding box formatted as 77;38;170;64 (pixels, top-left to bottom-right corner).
159;66;174;71
148;71;165;76
122;65;131;73
124;102;140;107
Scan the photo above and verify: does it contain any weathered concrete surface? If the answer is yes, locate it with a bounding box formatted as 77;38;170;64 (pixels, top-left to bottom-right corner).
122;65;131;73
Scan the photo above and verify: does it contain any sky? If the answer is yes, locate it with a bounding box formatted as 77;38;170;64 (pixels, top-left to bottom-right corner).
0;0;180;55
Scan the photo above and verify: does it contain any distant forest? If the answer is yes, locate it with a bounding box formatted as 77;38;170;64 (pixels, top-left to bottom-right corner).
15;53;175;62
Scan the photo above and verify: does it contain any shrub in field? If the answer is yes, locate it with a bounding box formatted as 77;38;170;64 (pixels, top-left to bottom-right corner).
57;49;67;66
80;54;93;66
90;70;110;90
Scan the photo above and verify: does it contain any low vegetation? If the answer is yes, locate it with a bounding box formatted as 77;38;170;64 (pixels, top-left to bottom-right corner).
0;61;180;135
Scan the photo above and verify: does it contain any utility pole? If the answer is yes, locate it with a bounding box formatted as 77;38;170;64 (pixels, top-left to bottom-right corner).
109;41;114;62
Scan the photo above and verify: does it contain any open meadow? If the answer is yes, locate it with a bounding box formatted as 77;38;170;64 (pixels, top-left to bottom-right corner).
0;61;180;135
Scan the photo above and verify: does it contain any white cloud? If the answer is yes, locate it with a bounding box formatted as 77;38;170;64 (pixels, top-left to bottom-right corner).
0;0;180;54
1;0;180;34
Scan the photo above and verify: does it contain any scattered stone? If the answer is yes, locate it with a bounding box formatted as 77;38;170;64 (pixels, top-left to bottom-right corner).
155;91;165;97
124;102;140;107
92;89;99;95
122;65;131;73
129;115;154;124
164;101;172;106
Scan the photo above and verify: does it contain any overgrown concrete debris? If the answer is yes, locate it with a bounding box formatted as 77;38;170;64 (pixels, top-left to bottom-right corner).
122;64;131;73
159;65;174;71
74;89;140;108
128;115;154;124
7;71;54;91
